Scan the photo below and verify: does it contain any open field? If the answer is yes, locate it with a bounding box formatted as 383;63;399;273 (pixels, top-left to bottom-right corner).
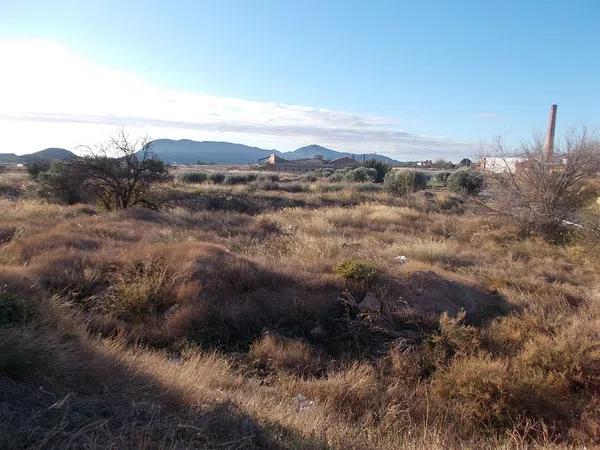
1;166;599;449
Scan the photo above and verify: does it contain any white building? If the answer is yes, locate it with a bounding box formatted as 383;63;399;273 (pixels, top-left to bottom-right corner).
480;156;526;174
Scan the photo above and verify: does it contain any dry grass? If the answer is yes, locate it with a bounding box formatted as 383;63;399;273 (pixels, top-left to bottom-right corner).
1;167;599;448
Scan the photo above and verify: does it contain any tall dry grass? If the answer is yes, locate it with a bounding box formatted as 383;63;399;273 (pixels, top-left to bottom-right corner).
1;168;599;448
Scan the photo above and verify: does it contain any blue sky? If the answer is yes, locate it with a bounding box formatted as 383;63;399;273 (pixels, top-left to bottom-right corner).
1;0;598;159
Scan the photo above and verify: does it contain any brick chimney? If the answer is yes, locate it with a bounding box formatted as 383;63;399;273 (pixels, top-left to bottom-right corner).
544;104;557;160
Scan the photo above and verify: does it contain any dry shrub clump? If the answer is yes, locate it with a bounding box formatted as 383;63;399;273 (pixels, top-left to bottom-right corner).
291;362;385;423
249;333;323;377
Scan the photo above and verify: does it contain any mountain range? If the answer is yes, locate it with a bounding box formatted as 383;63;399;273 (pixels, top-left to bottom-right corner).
1;140;401;165
0;148;77;164
145;140;401;165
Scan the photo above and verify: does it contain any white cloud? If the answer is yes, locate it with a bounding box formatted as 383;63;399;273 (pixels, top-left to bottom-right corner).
0;38;475;159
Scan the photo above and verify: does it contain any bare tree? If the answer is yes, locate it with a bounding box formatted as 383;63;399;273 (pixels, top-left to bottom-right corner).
480;130;600;240
78;132;170;210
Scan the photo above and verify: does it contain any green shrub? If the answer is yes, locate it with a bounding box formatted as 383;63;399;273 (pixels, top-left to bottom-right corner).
257;173;279;182
334;259;380;287
311;168;335;178
26;160;51;179
329;170;349;183
180;172;208;183
384;170;428;195
435;171;451;184
360;159;392;183
37;160;87;204
448;168;485;195
224;173;258;185
209;172;226;184
346;167;377;183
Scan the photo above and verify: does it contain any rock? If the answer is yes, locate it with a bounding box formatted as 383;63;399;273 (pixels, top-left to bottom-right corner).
358;292;380;313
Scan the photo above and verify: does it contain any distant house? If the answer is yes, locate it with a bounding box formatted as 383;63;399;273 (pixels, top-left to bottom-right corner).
257;153;358;172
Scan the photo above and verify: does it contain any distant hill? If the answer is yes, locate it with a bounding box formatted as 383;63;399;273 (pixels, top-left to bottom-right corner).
146;139;280;165
285;144;399;165
0;153;21;164
0;148;77;164
145;139;401;165
20;148;77;163
287;144;348;161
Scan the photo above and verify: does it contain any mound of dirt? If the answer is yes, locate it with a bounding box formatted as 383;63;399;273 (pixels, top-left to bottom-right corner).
382;271;508;324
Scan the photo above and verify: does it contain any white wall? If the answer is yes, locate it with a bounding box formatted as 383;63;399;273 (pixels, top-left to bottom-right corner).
482;157;524;173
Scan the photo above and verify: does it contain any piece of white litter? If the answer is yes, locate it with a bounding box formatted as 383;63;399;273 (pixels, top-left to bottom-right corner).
394;255;408;264
294;394;315;412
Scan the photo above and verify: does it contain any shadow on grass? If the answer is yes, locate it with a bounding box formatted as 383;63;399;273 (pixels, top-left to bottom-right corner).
0;324;329;449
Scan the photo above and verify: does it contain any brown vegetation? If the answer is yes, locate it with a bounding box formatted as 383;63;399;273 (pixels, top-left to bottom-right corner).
1;158;599;449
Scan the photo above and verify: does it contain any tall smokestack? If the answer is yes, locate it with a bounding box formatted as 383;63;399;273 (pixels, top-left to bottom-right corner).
544;104;557;160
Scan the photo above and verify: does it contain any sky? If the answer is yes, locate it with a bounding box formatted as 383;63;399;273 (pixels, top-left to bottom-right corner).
1;0;599;160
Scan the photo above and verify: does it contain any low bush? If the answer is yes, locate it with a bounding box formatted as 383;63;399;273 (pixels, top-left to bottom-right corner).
384;170;428;195
37;161;88;204
249;333;322;376
360;159;392;183
257;173;279;182
334;259;380;287
429;311;480;359
436;171;451;183
224;173;258;185
302;173;318;182
329;170;349;183
429;171;452;187
311;183;345;193
448;168;485;195
279;182;308;193
249;180;279;191
102;260;175;321
293;363;384;422
432;355;510;432
311;168;335;178
26;160;51;179
346;167;377;183
354;183;383;193
208;172;226;184
180;172;208;184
